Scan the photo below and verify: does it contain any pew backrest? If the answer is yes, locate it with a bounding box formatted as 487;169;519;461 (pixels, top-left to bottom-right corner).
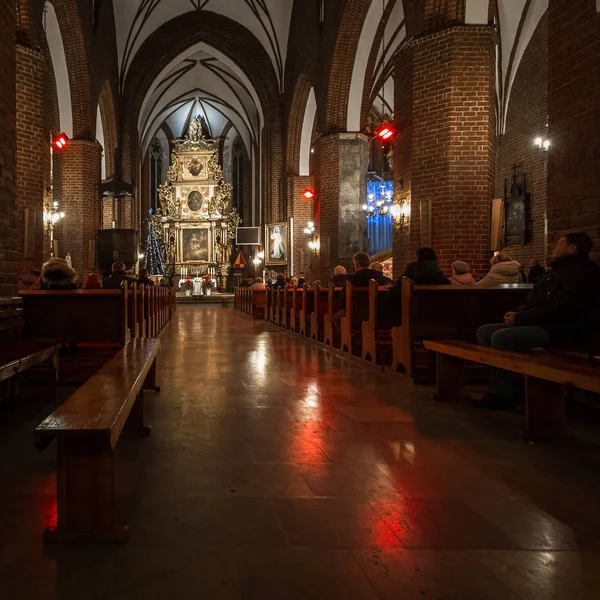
19;288;128;345
0;297;24;343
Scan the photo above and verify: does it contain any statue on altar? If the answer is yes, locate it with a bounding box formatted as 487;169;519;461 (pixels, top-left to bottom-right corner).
187;116;211;143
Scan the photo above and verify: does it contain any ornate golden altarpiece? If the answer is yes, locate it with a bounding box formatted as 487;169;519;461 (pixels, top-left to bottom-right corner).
157;118;241;282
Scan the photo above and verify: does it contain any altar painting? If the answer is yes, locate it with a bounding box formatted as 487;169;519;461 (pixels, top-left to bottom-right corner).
182;228;209;262
265;223;287;265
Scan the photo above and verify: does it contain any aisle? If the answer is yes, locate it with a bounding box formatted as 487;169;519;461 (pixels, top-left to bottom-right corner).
1;305;600;599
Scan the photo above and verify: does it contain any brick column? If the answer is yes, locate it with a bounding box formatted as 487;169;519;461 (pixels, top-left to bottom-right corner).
288;175;315;277
0;0;18;294
316;133;369;276
393;26;496;277
16;43;45;272
55;140;102;277
547;0;600;258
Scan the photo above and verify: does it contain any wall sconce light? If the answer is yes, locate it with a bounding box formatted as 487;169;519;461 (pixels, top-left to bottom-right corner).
390;198;410;232
534;137;550;151
303;221;319;252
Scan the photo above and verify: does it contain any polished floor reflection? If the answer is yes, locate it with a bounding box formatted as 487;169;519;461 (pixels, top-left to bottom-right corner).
1;305;600;599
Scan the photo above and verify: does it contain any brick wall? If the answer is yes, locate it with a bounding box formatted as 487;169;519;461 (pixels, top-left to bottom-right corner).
547;0;600;259
16;43;45;272
402;26;496;277
496;13;548;266
0;0;18;294
288;175;315;277
54;140;102;277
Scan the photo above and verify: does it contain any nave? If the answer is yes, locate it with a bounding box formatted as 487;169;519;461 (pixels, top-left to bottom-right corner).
1;305;600;599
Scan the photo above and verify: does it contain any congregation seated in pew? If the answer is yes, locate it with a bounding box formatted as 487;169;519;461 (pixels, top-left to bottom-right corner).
449;261;476;285
40;258;78;290
333;252;389;331
251;277;267;291
475;232;600;410
84;273;103;289
103;261;132;289
476;252;524;287
330;265;347;287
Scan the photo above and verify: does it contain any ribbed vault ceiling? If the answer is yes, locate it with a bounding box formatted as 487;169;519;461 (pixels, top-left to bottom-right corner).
114;0;293;91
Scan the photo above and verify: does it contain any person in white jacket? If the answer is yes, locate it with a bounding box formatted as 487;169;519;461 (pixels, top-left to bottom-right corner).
476;253;523;287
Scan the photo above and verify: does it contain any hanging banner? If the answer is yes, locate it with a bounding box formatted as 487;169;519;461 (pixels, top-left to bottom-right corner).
234;252;246;269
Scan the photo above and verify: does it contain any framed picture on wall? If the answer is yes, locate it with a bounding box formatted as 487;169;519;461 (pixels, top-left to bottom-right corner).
504;169;531;246
265;223;288;265
181;227;209;262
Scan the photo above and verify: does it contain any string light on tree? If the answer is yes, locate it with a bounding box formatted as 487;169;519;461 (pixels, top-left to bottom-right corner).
143;209;166;275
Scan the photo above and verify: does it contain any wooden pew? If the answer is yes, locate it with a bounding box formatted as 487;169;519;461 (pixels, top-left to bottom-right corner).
423;339;600;442
281;288;294;329
137;285;147;338
20;288;129;346
362;279;393;363
34;337;161;543
310;285;329;342
250;290;267;319
299;287;314;337
289;288;304;333
391;278;532;382
0;297;60;401
274;288;284;327
323;285;342;347
340;282;371;355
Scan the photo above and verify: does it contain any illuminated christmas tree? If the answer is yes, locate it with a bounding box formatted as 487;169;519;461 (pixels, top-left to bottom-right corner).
143;209;166;275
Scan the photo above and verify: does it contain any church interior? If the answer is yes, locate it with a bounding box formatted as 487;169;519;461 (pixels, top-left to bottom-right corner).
2;0;600;598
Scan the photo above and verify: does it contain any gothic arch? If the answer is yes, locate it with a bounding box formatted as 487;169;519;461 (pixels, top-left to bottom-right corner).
286;75;316;176
120;10;283;222
44;0;93;138
97;80;118;178
325;0;372;134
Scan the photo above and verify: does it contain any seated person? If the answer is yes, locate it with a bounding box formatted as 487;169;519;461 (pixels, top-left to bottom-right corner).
251;277;267;291
528;259;546;284
449;261;476;285
102;261;131;289
476;253;523;287
475;232;600;410
383;248;449;327
369;261;393;285
83;273;102;289
330;265;347;287
333;252;388;330
40;258;78;290
273;274;286;289
137;269;154;287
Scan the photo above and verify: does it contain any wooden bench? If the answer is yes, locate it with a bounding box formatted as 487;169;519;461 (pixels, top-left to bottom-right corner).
0;297;60;401
362;279;393;363
281;288;295;330
323;285;342;347
310;285;329;342
340;282;371;355
391;279;532;382
34;337;161;543
423;339;600;442
299;287;314;337
20;288;129;346
289;288;304;332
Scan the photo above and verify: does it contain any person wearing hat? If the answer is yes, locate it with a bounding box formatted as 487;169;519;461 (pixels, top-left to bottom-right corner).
449;261;476;285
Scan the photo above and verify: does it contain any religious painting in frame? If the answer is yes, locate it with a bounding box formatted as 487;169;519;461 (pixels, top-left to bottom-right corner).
181;227;209;262
265;222;288;265
504;167;531;246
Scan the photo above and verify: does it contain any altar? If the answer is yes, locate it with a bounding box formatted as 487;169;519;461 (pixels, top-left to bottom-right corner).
158;117;241;289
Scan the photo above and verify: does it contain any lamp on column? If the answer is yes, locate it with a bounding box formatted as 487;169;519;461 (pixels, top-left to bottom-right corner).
389;180;410;233
43;201;65;258
303;221;320;252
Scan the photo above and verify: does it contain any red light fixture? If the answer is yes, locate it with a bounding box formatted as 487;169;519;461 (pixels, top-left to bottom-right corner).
302;188;315;200
52;133;69;151
376;123;396;141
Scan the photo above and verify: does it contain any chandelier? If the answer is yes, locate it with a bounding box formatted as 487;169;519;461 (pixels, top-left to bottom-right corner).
362;182;393;218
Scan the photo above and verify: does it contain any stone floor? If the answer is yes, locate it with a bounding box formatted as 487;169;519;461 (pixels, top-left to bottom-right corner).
1;305;600;599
